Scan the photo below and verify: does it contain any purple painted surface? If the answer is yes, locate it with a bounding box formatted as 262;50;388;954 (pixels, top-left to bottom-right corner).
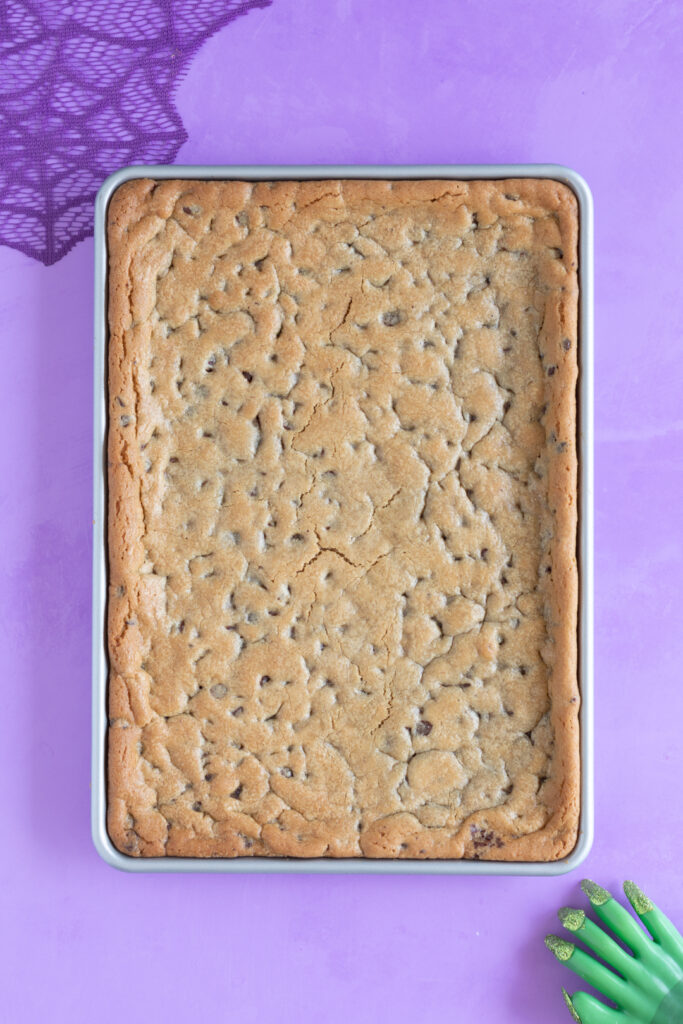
1;2;682;1021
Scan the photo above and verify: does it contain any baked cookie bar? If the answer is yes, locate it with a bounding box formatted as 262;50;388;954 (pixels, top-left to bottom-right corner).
107;178;579;859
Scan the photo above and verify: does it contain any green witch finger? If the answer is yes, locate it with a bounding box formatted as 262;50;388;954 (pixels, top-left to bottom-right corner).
565;988;626;1023
559;908;668;1002
562;989;583;1023
581;881;664;967
624;881;683;970
545;937;657;1020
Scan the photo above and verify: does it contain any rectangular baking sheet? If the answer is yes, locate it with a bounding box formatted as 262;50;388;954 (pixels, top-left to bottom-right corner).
92;164;593;874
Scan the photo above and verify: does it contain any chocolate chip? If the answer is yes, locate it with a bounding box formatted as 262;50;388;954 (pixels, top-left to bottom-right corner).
416;720;432;736
230;785;243;799
562;338;572;351
242;371;253;382
470;825;503;849
192;801;202;811
547;365;557;376
382;310;401;326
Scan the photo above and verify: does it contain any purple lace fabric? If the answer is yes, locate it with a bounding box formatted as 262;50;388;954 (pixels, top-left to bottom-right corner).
0;0;271;264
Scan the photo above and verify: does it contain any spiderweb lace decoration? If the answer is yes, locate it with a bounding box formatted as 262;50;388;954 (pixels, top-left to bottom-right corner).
0;0;272;264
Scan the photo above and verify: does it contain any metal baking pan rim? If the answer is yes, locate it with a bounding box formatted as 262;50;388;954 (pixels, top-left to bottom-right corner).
92;163;594;874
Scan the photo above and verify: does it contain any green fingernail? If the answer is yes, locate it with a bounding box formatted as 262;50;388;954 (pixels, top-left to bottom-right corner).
546;934;576;962
581;879;612;906
559;907;586;932
562;988;582;1023
624;880;654;915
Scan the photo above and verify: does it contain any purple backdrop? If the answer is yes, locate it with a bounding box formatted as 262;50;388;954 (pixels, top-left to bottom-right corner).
1;1;682;1021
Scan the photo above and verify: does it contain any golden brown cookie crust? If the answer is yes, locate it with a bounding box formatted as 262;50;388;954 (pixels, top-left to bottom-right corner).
106;178;579;860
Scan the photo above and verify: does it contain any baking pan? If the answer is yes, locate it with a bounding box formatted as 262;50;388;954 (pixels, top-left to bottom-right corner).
92;164;593;873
